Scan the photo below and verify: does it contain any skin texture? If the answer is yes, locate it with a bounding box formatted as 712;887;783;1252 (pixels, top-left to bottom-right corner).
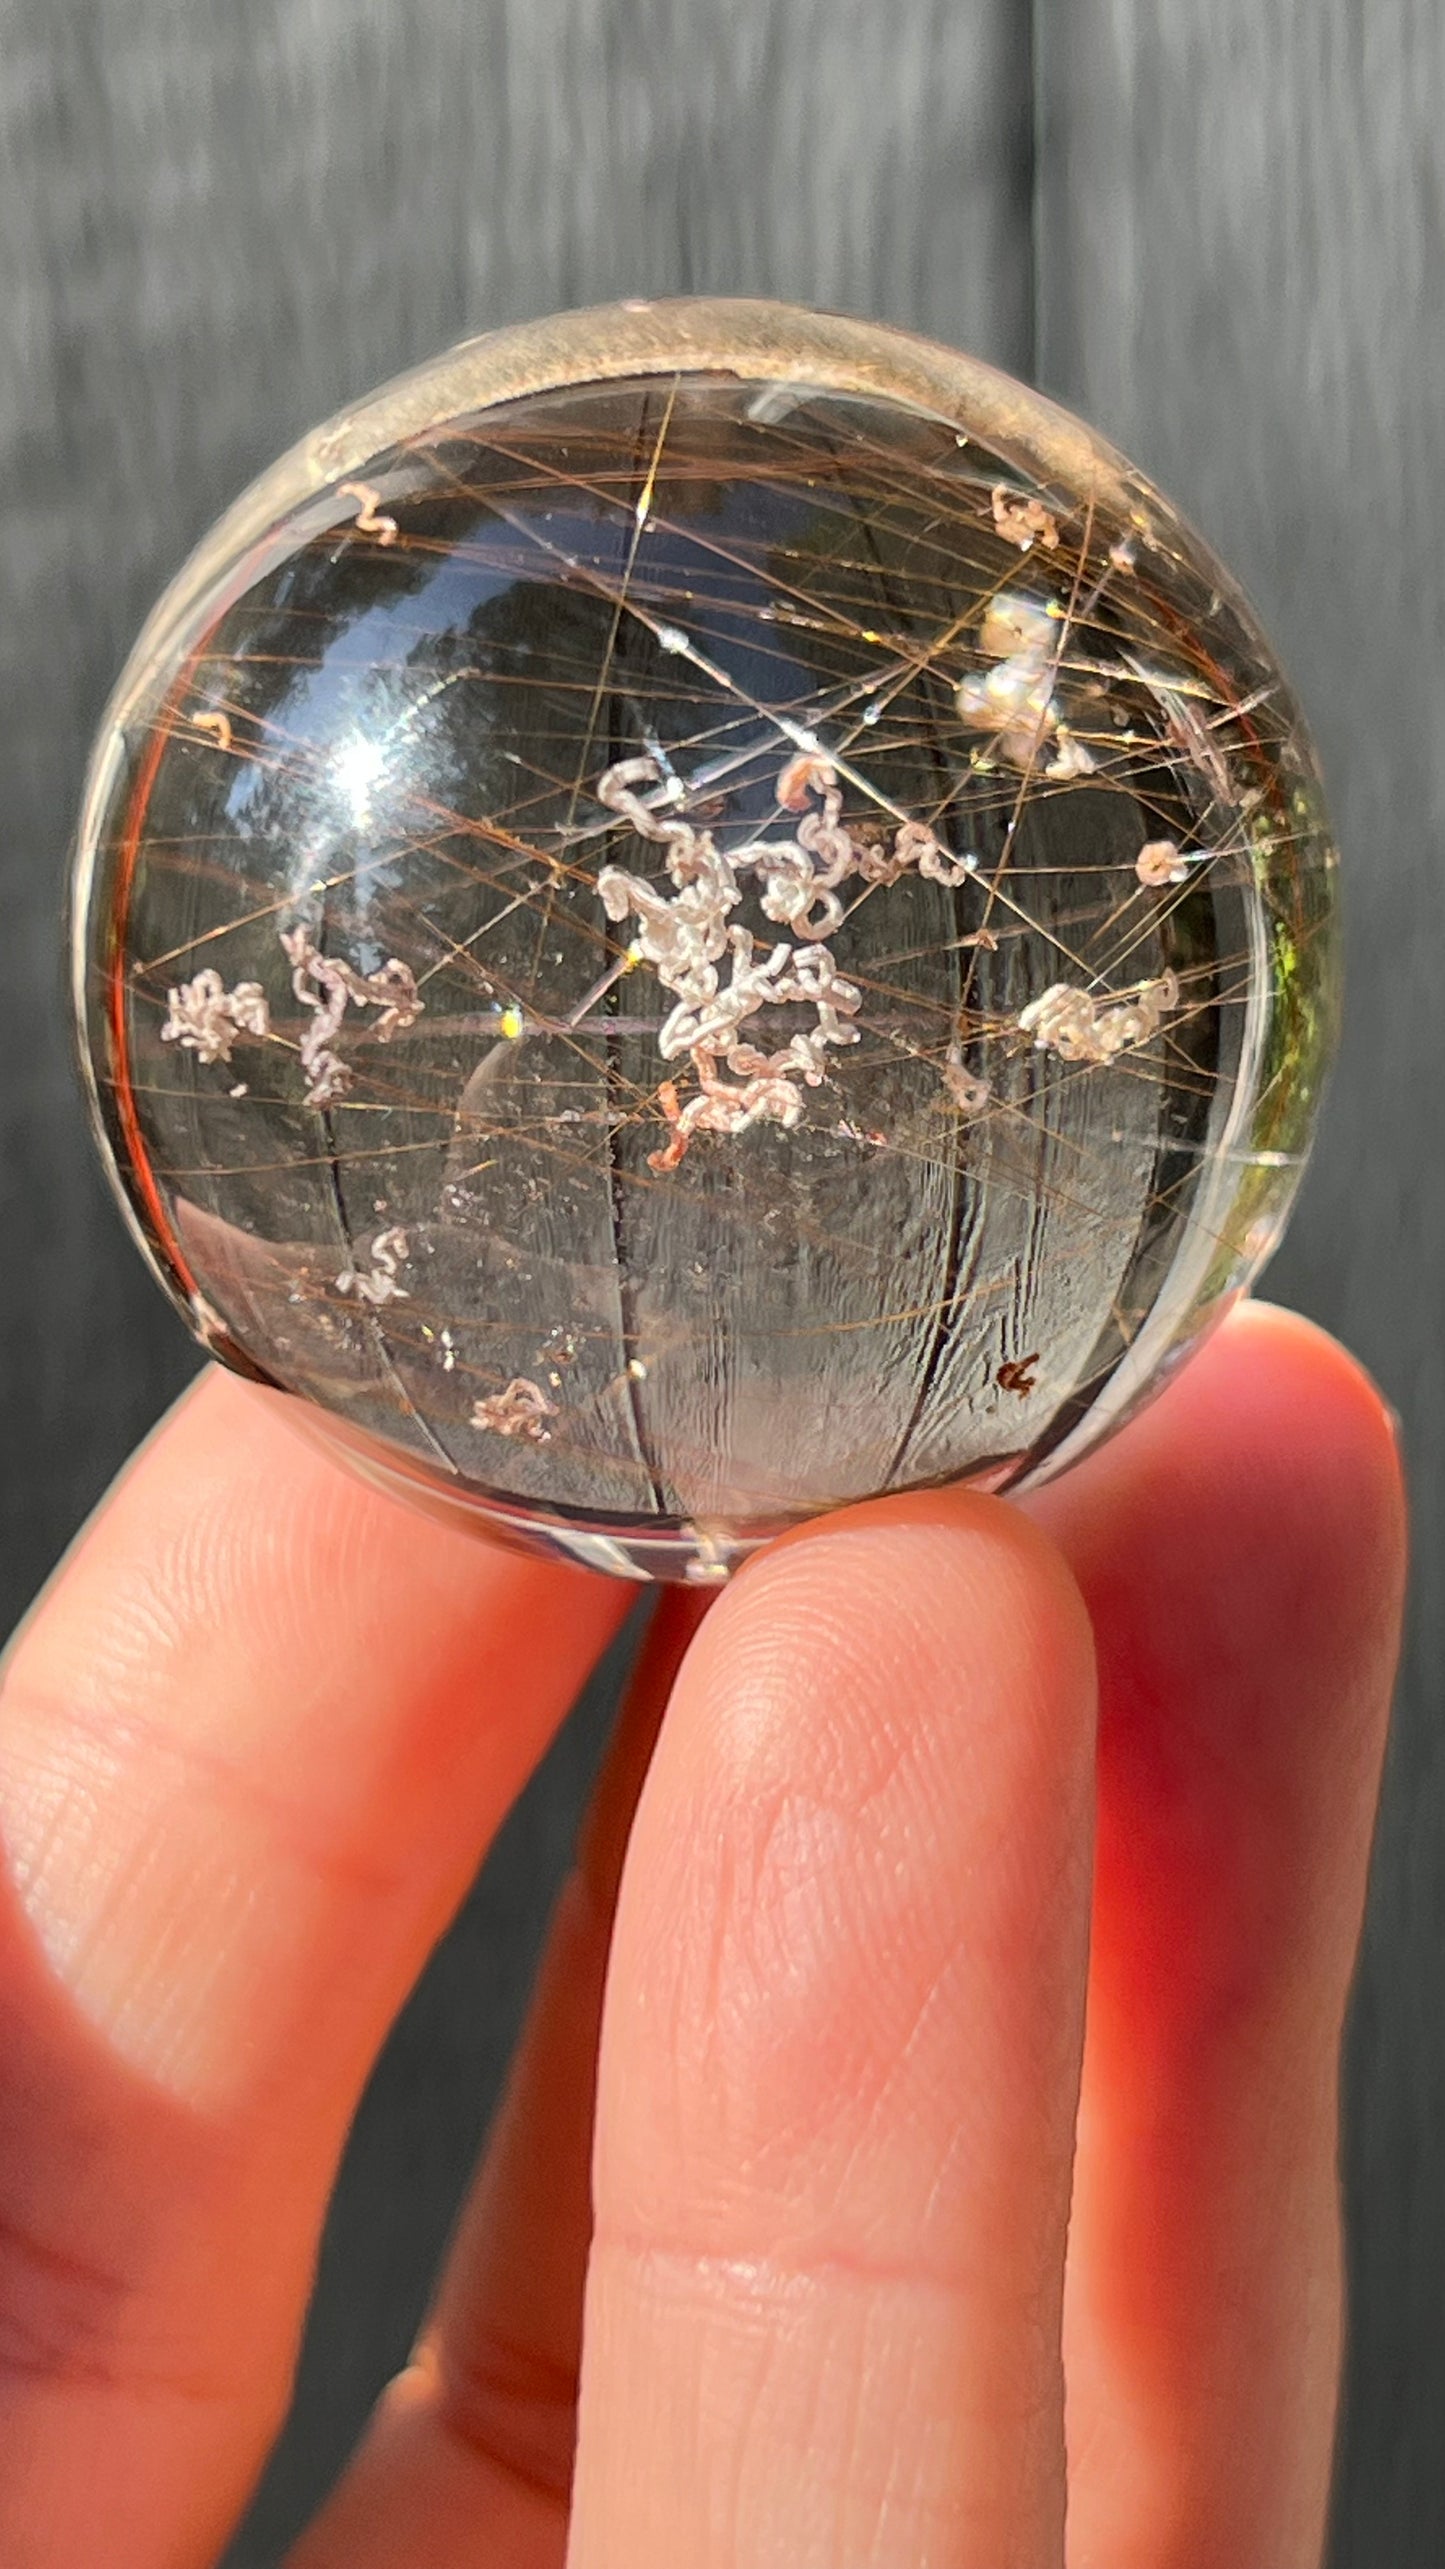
0;1301;1406;2567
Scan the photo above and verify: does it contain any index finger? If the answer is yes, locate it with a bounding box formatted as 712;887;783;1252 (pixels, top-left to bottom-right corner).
0;1367;629;2569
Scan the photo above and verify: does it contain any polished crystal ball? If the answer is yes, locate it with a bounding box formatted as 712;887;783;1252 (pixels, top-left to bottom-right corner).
71;298;1338;1580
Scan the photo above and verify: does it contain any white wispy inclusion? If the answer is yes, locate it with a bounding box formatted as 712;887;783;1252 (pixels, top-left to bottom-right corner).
594;750;985;1169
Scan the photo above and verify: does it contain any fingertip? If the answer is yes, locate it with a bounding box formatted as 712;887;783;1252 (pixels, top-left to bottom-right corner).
706;1481;1098;1795
1229;1303;1407;1620
596;1483;1098;2271
1198;1296;1402;1485
1025;1298;1407;2073
1028;1300;1406;1681
1139;1294;1397;1495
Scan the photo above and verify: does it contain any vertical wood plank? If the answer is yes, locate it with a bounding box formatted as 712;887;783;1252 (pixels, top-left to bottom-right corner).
1037;7;1445;2558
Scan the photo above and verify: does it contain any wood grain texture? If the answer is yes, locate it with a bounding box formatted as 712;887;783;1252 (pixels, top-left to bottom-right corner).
0;3;1032;2557
1037;7;1445;2558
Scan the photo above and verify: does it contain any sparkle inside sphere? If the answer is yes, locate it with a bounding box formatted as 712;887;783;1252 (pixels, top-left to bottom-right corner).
72;298;1339;1582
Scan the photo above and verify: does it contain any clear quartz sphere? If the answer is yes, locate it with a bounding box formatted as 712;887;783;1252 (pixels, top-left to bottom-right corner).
71;298;1339;1582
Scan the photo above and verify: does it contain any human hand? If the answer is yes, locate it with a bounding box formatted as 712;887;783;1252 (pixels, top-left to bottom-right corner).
0;1301;1404;2567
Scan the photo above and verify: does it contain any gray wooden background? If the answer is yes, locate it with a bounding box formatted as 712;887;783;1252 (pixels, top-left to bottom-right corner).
1;2;1437;2557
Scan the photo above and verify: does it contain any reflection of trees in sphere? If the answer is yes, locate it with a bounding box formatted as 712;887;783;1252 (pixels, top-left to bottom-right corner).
72;299;1338;1581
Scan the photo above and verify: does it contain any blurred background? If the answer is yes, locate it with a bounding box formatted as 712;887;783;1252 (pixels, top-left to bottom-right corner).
1;2;1438;2557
